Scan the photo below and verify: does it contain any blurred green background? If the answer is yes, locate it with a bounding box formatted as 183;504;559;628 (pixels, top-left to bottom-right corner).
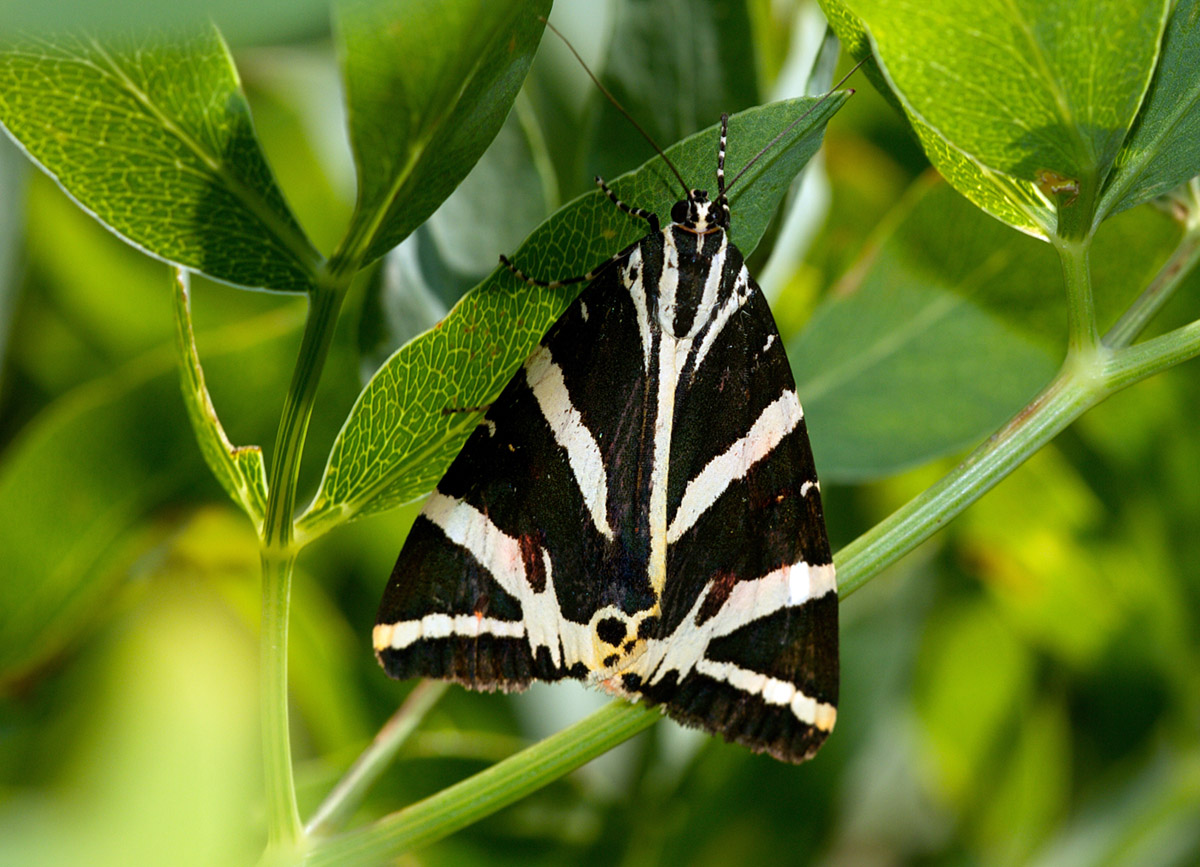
1;1;1198;865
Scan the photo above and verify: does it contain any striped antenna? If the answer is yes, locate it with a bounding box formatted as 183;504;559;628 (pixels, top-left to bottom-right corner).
724;57;867;195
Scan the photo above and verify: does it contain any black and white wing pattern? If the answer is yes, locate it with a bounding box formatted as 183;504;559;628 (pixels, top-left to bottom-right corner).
374;189;838;763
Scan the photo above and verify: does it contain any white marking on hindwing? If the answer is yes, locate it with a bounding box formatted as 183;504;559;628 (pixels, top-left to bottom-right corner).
376;494;663;676
695;659;837;731
667;390;804;544
629;558;836;728
800;480;819;497
373;614;524;651
524;345;613;539
384;494;572;669
579;301;589;322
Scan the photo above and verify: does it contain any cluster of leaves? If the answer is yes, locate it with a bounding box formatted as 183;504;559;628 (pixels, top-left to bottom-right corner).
0;0;1198;865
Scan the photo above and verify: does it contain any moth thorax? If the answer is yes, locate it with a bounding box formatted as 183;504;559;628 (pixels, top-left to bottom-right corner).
658;228;728;339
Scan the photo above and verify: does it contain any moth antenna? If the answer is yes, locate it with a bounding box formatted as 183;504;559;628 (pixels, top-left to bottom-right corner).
717;113;728;197
725;56;867;195
717;113;731;226
541;17;691;198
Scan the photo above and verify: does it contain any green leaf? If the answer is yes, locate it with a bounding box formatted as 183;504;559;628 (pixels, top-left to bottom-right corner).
297;94;849;538
1098;0;1200;222
844;0;1170;238
814;0;907;118
335;0;551;268
793;180;1058;480
0;303;302;685
172;271;268;532
358;97;553;375
0;27;319;292
586;0;759;183
818;0;1048;235
791;178;1181;481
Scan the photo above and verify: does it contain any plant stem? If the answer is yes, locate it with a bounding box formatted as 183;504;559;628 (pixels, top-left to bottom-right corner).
839;221;1200;596
307;681;450;837
1058;236;1099;355
306;701;660;866
260;280;346;852
260;548;302;852
263;284;344;550
1105;226;1200;348
835;371;1094;597
1105;318;1200;391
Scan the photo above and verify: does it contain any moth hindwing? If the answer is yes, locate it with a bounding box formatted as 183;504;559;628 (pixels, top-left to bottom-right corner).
374;115;837;764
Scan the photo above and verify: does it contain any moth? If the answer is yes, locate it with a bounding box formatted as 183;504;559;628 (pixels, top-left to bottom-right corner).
374;64;841;764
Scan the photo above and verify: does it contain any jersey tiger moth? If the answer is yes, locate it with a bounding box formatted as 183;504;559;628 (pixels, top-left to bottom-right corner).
373;36;847;764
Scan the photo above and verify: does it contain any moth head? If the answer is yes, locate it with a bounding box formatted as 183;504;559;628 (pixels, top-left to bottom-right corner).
671;190;729;233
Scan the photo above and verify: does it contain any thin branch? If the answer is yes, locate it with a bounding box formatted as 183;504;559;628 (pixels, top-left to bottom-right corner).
306;701;661;867
1105;226;1200;349
307;681;450;837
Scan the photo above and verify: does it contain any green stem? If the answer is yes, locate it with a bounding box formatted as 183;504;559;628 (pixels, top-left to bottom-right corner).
1105;318;1200;391
1105;226;1200;349
837;223;1200;597
260;548;302;852
306;702;660;866
263;284;344;549
835;370;1095;597
1057;236;1099;355
260;280;346;852
307;681;450;838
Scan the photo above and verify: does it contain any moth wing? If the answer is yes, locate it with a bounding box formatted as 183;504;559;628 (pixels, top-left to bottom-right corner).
374;256;658;690
639;248;838;763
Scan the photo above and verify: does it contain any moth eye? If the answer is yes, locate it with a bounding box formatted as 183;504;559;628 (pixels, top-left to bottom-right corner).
671;200;689;223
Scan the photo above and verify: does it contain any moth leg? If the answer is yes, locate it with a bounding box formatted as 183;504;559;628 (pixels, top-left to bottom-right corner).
595;176;660;232
498;176;656;288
